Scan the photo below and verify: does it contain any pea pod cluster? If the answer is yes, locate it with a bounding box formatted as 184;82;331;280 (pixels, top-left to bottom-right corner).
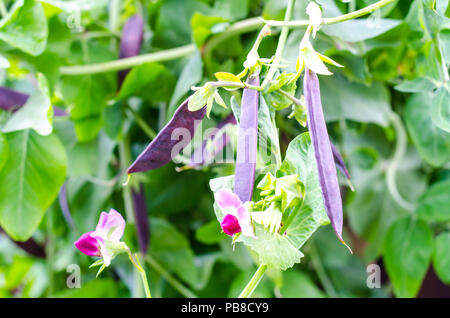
304;68;351;252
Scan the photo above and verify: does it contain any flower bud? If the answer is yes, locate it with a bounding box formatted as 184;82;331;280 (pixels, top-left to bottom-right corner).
74;231;100;257
221;214;242;236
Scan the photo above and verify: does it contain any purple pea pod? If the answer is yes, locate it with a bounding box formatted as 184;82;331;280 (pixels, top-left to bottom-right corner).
131;184;150;254
0;87;28;111
185;113;237;169
234;74;259;203
58;183;76;230
330;142;354;191
0;86;68;116
118;14;144;86
303;68;352;253
128;98;206;173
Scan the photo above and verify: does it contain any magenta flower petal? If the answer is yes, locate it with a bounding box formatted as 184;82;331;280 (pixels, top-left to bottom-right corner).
236;205;255;238
94;209;126;242
215;189;242;211
74;231;100;257
221;214;242;236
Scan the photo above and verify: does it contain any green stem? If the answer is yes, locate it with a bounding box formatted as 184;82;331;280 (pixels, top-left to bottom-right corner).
264;0;395;27
310;243;337;297
46;208;55;297
385;112;415;212
77;31;120;41
203;17;264;69
128;251;152;298
60;44;196;75
0;0;7;17
437;34;449;83
109;0;121;48
125;106;157;139
238;264;267;298
261;0;296;89
278;88;302;104
109;0;121;33
145;255;198;298
119;138;135;222
279;199;304;234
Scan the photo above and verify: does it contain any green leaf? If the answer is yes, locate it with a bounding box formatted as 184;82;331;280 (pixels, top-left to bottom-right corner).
195;220;226;244
258;96;282;168
2;73;52;135
241;230;303;271
0;130;67;240
404;92;450;167
0;132;8;172
53;278;117;298
212;0;249;21
394;77;437;93
214;72;241;83
383;217;433;298
0;54;9;68
430;87;450;132
322;19;402;42
280;270;325;298
168;50;203;116
0;0;48;56
417;179;450;223
279;133;329;248
3;255;33;290
214;72;242;91
320;74;391;126
61;73;115;142
263;72;297;111
191;13;228;47
117;62;175;103
188;84;214;112
432;232;450;284
153;0;210;48
149;217;198;288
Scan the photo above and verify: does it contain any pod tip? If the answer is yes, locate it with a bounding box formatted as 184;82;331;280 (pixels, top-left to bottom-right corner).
347;179;355;192
122;174;131;186
341;240;353;254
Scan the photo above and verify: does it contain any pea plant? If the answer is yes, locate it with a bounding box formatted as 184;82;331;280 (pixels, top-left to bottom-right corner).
0;0;449;299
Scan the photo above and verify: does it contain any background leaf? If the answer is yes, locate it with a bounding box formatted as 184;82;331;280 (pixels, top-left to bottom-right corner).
0;0;48;56
383;217;433;298
0;130;67;240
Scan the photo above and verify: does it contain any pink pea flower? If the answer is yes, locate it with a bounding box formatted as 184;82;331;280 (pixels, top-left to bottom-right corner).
74;209;127;266
215;189;255;238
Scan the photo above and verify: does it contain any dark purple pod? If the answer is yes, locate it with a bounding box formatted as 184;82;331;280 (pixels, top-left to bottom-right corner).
118;14;144;86
131;184;150;254
330;142;351;180
0;227;46;258
0;87;28;111
0;86;68;116
187;113;236;168
304;68;351;252
128;98;206;173
234;74;259;203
